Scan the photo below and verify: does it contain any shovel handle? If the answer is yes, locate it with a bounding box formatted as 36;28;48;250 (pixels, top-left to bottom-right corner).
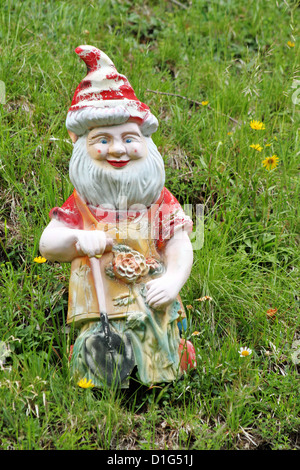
89;256;107;315
90;256;114;352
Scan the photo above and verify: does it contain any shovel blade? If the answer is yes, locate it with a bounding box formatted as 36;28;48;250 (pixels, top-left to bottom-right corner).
84;327;135;387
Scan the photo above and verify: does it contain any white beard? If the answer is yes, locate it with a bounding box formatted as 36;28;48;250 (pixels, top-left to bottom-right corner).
69;134;165;210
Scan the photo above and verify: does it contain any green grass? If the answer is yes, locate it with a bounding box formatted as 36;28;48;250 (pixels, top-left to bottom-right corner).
0;0;299;450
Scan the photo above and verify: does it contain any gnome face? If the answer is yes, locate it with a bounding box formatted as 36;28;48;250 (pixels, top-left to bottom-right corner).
69;129;165;210
86;122;148;170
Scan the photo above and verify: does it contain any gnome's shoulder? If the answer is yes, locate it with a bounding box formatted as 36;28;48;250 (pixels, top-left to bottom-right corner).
49;191;83;229
159;187;182;208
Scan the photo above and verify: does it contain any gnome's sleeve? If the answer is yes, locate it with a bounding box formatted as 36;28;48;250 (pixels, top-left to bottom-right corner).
49;190;83;229
153;188;193;250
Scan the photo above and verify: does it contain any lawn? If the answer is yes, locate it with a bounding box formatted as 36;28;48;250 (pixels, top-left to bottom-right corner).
0;0;299;450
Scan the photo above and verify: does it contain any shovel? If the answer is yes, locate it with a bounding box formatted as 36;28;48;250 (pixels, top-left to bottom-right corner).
86;256;135;387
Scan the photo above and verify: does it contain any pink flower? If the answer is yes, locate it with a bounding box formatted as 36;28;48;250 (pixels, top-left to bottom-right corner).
113;251;149;283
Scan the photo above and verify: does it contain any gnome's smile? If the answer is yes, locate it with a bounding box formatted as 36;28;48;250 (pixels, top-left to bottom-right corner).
107;161;129;168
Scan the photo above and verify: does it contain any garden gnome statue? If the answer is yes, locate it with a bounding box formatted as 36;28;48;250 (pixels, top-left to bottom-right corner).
40;45;196;388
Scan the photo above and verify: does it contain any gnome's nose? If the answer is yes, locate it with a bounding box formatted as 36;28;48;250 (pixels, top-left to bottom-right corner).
109;141;126;157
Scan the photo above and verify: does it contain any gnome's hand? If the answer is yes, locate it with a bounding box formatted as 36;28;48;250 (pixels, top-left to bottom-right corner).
145;230;193;310
75;231;113;258
145;274;179;310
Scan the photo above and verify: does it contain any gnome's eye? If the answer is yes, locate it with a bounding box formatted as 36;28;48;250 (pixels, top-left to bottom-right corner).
125;138;132;143
100;138;108;144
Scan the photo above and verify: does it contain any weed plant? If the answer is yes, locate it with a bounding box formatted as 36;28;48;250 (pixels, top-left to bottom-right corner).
0;0;299;450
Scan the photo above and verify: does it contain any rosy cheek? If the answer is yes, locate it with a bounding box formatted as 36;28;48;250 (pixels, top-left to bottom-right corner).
97;149;101;154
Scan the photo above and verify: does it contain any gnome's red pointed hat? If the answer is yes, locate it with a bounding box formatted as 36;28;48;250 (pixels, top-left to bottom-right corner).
66;45;158;137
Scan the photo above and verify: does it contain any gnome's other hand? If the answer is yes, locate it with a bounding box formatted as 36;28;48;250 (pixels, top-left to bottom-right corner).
75;231;113;258
145;274;179;310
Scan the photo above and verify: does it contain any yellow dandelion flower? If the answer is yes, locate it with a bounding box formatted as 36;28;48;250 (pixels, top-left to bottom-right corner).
250;120;265;130
227;132;232;136
262;154;279;171
191;331;201;336
250;143;263;152
77;378;94;389
265;143;271;147
201;101;209;106
33;256;47;264
287;41;295;48
238;347;252;357
186;304;193;310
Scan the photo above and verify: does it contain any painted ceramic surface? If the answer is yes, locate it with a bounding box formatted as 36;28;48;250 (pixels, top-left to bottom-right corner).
39;46;196;388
